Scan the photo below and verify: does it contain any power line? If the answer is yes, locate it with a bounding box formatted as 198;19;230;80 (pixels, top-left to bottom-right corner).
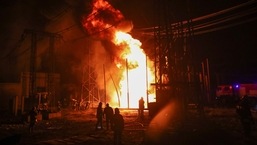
136;0;257;37
0;33;27;60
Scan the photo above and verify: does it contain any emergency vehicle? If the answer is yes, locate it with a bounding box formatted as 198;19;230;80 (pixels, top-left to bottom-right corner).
216;83;257;109
216;83;257;97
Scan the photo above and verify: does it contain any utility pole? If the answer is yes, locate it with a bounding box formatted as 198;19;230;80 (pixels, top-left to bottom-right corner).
151;0;199;117
23;29;62;110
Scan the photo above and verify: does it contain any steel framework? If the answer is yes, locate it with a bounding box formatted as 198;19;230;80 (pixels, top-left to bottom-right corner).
24;29;61;109
152;0;201;111
80;45;100;108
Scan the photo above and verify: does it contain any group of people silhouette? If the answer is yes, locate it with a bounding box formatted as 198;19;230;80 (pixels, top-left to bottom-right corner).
95;97;145;145
26;97;145;145
95;102;124;145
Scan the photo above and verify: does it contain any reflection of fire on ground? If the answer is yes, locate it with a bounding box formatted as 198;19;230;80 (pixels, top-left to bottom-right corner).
82;0;156;108
146;102;177;142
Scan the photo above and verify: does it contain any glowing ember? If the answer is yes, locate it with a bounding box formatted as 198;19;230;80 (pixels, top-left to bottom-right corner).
82;0;156;108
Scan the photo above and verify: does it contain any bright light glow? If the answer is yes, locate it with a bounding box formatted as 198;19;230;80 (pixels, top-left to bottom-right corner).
82;0;156;108
112;31;156;108
146;102;175;141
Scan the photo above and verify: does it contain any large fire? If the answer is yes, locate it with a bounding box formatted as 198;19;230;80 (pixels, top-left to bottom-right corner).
82;0;156;108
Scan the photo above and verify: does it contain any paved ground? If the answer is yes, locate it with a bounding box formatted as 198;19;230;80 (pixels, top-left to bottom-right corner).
0;104;257;145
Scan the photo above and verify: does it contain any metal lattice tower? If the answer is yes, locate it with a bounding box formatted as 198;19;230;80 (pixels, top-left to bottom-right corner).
153;0;200;110
142;0;257;111
153;0;175;102
81;46;100;108
24;29;61;109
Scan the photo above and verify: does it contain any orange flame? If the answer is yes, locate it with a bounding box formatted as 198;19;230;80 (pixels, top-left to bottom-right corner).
112;31;156;108
82;0;156;108
82;0;123;39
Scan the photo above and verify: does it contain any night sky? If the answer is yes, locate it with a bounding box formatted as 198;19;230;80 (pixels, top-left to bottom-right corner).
0;0;257;84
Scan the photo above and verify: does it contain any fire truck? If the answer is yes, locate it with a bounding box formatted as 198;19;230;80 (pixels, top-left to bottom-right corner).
216;83;257;108
216;83;257;97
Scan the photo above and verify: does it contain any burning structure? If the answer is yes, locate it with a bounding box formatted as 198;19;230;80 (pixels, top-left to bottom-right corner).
80;0;155;109
0;0;218;116
79;0;201;114
1;0;256;117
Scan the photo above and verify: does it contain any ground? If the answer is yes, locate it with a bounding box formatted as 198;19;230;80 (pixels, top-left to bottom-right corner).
0;106;257;145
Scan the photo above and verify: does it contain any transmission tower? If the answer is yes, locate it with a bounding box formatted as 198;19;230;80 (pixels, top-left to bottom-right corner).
152;0;200;113
81;46;100;108
153;0;175;104
23;29;62;109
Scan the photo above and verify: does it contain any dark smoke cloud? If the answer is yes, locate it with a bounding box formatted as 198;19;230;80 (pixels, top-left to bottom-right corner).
0;0;132;93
